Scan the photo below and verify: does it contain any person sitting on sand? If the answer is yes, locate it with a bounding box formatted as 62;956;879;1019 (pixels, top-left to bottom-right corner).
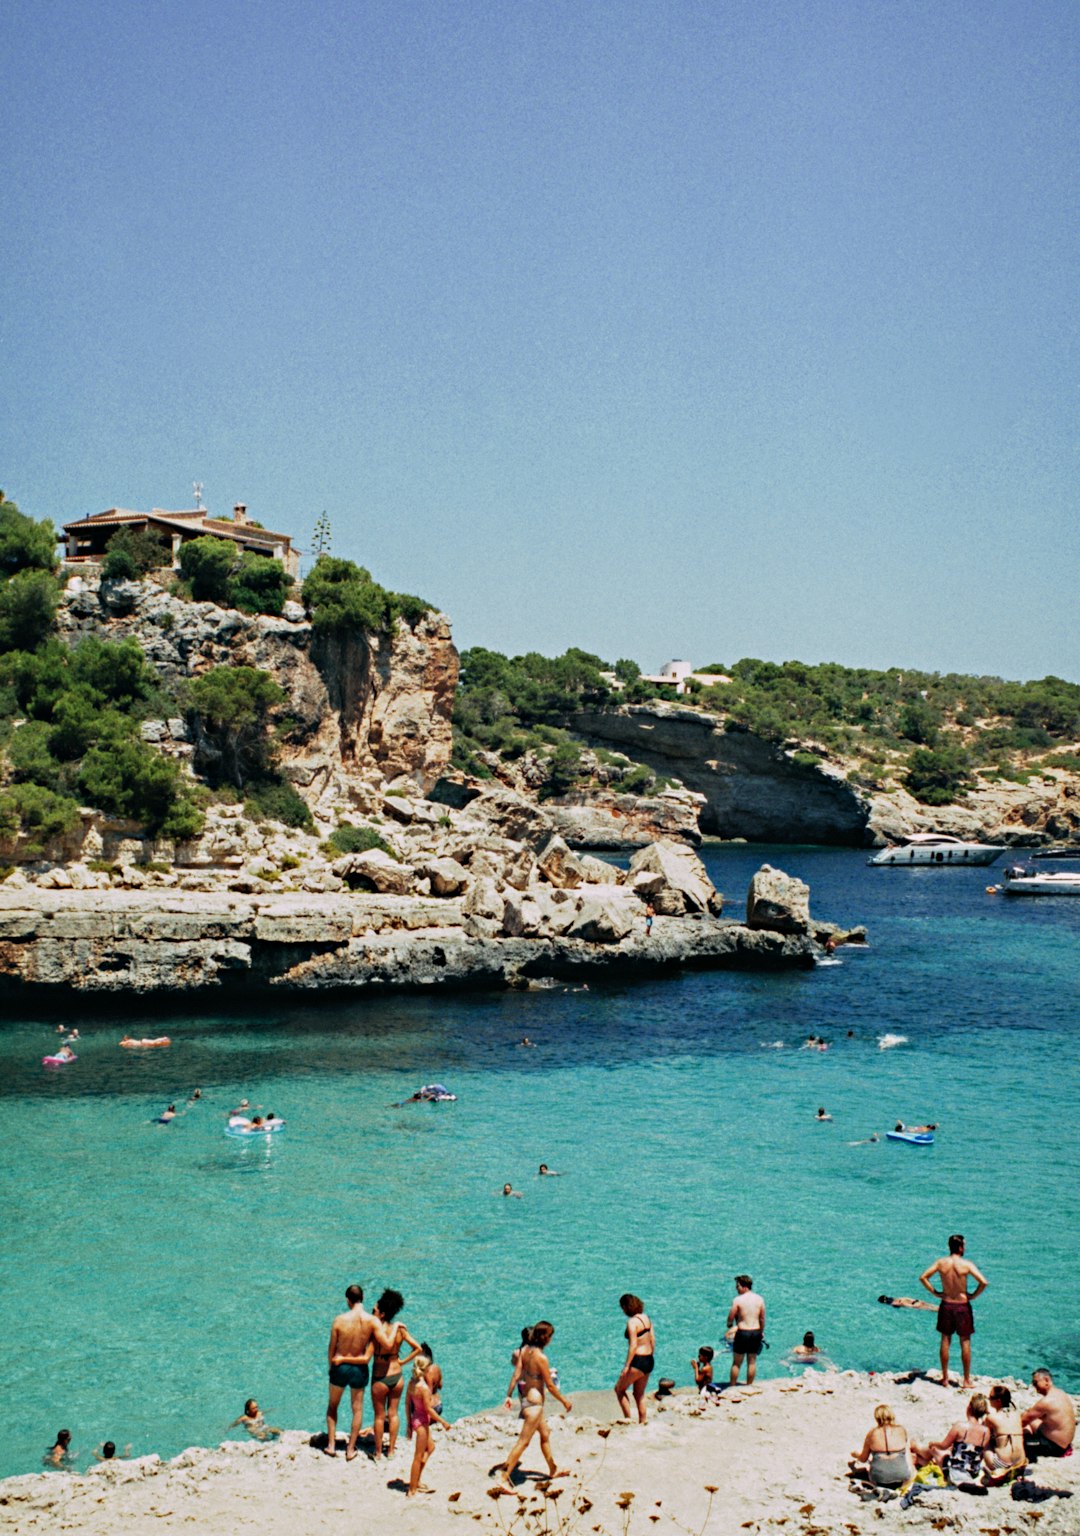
371;1289;422;1461
229;1399;280;1440
44;1429;72;1468
406;1355;450;1496
850;1404;913;1489
878;1294;935;1311
691;1346;723;1398
501;1322;572;1488
1022;1369;1076;1460
983;1385;1027;1483
912;1392;992;1482
615;1294;656;1423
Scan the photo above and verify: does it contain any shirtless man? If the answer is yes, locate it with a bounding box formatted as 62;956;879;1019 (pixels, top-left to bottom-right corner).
727;1274;766;1385
919;1233;987;1388
325;1283;376;1460
983;1384;1027;1481
1022;1369;1076;1460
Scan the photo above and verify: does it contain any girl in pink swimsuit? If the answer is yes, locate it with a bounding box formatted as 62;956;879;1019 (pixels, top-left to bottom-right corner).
406;1357;449;1497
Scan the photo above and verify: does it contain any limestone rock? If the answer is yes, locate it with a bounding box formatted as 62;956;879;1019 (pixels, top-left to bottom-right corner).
537;836;587;889
467;787;554;850
577;853;622;885
626;839;720;916
746;864;811;935
422;857;469;897
334;850;415;895
567;888;638;944
462;876;503;923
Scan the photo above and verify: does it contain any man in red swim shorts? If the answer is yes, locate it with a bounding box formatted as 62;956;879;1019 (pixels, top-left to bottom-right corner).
919;1234;988;1388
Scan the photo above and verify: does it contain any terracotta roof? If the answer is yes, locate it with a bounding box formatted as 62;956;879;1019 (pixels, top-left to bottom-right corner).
62;509;293;548
201;518;293;546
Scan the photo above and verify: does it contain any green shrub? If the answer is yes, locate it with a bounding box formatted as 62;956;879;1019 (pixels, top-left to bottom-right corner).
302;556;433;635
0;498;57;577
78;737;197;834
620;764;655;795
5;720;68;790
279;853;301;870
243;778;314;830
904;745;974;805
0;569;60;652
392;591;433;627
791;750;822;770
0;782;81;852
178;536;237;603
102;526;170;580
325;823;391;856
184;666;285;788
227;552;293;616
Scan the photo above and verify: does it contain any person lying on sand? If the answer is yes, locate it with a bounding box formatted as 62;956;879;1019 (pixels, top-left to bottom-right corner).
878;1294;935;1311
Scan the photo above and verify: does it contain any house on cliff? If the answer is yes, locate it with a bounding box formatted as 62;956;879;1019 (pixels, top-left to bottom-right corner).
61;503;301;578
637;660;732;696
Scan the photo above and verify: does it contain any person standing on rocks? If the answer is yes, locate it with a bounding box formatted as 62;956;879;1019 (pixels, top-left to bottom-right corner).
919;1234;987;1388
324;1283;376;1460
727;1274;766;1385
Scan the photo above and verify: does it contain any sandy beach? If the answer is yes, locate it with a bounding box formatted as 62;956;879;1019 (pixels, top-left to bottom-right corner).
4;1373;1076;1536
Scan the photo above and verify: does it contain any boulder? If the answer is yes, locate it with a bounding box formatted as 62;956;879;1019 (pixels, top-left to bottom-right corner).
423;857;469;897
626;839;720;916
501;843;537;892
577;853;623;885
333;850;415;896
746;864;811;935
536;836;587;889
468;787;555;850
501;889;546;939
567;888;638;944
462;876;503;924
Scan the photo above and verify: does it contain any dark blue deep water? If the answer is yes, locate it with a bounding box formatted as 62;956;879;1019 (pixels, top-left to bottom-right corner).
1;845;1077;1477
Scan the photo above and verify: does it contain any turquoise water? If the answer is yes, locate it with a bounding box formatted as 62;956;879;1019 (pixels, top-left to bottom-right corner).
2;845;1078;1477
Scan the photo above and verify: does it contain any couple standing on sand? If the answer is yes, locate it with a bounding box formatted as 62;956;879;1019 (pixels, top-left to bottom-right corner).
326;1284;447;1496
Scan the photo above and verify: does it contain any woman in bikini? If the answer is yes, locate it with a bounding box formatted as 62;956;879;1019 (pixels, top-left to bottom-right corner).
405;1355;449;1497
849;1404;913;1489
912;1392;992;1481
615;1293;655;1424
500;1321;572;1488
983;1385;1027;1483
370;1289;422;1461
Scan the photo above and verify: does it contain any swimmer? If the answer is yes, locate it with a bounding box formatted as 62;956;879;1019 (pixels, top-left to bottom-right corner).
68;1029;79;1041
231;1099;251;1115
878;1294;936;1311
791;1331;820;1359
230;1399;281;1440
120;1035;171;1049
157;1104;177;1124
815;1107;832;1121
52;1045;76;1063
188;1088;202;1103
538;1164;561;1176
848;1133;880;1145
92;1440;131;1462
518;1037;536;1048
500;1183;523;1199
45;1429;72;1467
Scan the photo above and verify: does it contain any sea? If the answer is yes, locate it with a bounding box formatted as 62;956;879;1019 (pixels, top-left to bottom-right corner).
1;843;1078;1478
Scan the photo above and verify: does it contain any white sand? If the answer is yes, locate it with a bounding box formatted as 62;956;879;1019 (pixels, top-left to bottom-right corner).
3;1373;1076;1536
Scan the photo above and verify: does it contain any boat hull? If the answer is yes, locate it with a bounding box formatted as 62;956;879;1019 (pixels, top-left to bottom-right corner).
1002;877;1080;896
870;844;1003;867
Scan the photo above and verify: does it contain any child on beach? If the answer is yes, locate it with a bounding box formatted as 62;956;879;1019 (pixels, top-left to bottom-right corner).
406;1356;449;1497
691;1346;723;1399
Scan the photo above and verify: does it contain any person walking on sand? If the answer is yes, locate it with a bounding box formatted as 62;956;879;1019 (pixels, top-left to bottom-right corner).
919;1233;987;1388
728;1274;766;1385
501;1322;572;1487
1021;1369;1077;1459
614;1294;655;1422
324;1283;376;1460
406;1355;450;1496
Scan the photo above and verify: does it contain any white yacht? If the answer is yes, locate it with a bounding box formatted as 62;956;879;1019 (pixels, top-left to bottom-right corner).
1000;865;1080;896
868;833;1005;867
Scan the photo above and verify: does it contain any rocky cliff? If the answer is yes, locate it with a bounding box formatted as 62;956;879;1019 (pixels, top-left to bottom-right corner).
571;703;1080;848
59;570;458;819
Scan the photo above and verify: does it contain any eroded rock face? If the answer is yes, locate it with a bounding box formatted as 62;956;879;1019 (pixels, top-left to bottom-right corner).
746;865;811;935
626;839;722;916
57;574;458;819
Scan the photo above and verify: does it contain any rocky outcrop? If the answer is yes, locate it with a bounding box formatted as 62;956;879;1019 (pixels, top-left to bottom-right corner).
572;705;871;844
546;786;704;848
626;839;723;916
58;572;458;818
0;885;822;997
746;865;811;935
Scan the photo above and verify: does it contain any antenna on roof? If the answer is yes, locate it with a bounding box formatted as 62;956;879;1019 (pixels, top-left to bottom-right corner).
192;481;204;510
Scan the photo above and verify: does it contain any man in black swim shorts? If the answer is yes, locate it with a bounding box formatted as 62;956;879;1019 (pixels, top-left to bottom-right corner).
325;1284;376;1460
727;1274;766;1385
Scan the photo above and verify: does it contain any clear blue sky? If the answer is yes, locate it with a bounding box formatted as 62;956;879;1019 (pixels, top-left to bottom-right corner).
4;1;1077;681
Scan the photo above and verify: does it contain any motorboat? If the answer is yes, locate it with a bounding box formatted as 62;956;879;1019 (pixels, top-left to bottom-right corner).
868;833;1004;868
999;864;1080;896
1031;846;1080;860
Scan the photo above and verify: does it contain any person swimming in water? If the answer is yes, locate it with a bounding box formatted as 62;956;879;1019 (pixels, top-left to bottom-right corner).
878;1294;936;1311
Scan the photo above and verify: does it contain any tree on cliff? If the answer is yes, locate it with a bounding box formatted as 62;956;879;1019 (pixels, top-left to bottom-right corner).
177;538;293;614
0;495;58;578
302;555;432;634
184;667;285;790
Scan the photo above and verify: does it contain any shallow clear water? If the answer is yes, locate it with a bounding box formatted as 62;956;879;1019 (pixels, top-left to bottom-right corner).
2;845;1077;1477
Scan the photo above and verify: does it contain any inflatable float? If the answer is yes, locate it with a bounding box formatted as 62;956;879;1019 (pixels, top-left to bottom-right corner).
397;1083;457;1105
225;1117;286;1138
42;1051;76;1067
886;1130;935;1146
